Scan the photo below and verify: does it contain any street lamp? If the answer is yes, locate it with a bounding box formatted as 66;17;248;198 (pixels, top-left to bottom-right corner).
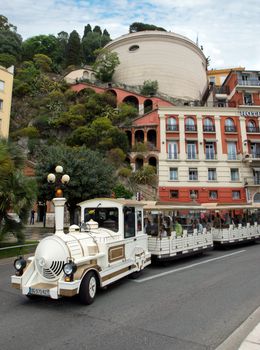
47;165;70;198
47;165;70;235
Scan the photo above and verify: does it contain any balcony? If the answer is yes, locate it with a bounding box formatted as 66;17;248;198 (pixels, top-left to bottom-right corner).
246;126;260;133
168;153;178;160
227;153;238;160
225;126;237;132
185;125;197;132
166;125;179;132
187;153;198;160
205;152;217;160
203;125;215;132
237;79;260;87
251;152;260;159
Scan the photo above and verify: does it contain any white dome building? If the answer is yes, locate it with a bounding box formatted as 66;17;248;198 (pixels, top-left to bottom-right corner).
105;31;208;102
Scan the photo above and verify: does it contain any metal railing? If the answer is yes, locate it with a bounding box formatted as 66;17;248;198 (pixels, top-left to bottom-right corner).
203;125;215;132
168;153;178;160
187;153;198;160
237;79;260;87
246;126;260;133
225;126;237;132
185;125;197;132
166;125;179;131
205;153;217;160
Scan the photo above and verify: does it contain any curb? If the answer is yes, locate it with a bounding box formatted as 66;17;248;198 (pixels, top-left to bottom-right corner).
216;307;260;350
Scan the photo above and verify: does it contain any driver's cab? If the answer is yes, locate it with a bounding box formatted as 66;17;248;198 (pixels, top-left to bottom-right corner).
78;198;149;267
78;198;145;240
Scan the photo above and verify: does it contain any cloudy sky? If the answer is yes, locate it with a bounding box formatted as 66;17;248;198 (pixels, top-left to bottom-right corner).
2;0;260;70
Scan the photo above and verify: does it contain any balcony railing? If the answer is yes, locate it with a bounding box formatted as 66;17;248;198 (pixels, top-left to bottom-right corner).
225;126;237;132
246;126;260;133
228;153;238;160
185;125;197;132
237;79;260;87
205;152;217;160
168;153;178;160
187;153;198;160
166;125;179;131
203;125;215;132
251;152;260;159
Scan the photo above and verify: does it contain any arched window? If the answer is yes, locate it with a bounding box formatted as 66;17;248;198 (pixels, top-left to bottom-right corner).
225;118;236;132
185;117;196;131
247;120;257;133
203;118;215;132
167;117;178;131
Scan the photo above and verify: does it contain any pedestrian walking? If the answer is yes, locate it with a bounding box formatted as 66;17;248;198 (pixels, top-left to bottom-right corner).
30;209;35;224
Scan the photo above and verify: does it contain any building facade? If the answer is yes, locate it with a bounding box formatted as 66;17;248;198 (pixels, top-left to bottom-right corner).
157;106;260;205
0;65;14;138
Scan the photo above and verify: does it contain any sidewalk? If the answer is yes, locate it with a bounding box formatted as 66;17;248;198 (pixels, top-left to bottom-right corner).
216;307;260;350
239;323;260;349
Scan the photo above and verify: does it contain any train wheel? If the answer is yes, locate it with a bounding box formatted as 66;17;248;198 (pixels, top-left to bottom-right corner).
79;271;97;305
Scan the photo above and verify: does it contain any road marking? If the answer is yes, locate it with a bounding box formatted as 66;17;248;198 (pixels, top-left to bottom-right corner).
133;250;246;283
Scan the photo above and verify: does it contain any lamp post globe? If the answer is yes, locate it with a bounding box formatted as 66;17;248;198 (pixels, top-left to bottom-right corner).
55;165;63;174
47;173;56;183
61;174;70;184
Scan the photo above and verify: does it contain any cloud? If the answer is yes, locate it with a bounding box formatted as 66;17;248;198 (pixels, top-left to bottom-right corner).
2;0;260;69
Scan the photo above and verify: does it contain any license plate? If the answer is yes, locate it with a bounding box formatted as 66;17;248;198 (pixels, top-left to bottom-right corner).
29;287;50;297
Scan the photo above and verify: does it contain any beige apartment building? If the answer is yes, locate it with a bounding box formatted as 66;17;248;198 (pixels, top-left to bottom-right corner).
0;65;14;138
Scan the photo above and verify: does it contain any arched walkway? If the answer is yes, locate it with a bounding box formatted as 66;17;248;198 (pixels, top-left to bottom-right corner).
148;156;157;172
123;95;139;110
135;157;144;171
135;130;144;144
144;99;153;113
147;129;157;150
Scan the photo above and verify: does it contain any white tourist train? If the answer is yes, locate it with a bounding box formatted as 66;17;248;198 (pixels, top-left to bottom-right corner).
142;202;260;261
11;197;260;304
11;197;151;304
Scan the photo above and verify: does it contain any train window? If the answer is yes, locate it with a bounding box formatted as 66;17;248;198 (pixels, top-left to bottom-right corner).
124;206;136;238
84;207;118;232
137;210;143;233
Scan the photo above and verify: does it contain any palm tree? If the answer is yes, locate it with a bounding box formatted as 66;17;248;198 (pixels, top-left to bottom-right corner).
0;139;37;242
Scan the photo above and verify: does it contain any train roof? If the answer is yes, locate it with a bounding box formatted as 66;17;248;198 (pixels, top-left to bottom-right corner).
78;198;145;208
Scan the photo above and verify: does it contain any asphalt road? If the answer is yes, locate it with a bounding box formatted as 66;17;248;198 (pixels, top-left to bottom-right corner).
1;243;260;350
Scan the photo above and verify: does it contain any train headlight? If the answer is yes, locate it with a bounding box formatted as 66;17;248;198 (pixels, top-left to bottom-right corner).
63;261;77;281
14;257;26;275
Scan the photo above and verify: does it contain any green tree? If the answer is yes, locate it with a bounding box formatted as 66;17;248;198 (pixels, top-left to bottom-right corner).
129;22;166;33
0;139;37;242
93;25;102;35
0;53;16;68
140;80;158;96
131;165;157;185
33;54;52;72
0;15;17;31
35;145;116;223
93;49;120;82
82;31;102;64
113;183;133;199
66;30;82;67
22;34;59;62
0;30;22;59
83;24;92;38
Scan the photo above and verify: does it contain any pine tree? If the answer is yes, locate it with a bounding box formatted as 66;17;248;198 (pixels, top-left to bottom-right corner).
83;24;92;38
66;30;82;67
